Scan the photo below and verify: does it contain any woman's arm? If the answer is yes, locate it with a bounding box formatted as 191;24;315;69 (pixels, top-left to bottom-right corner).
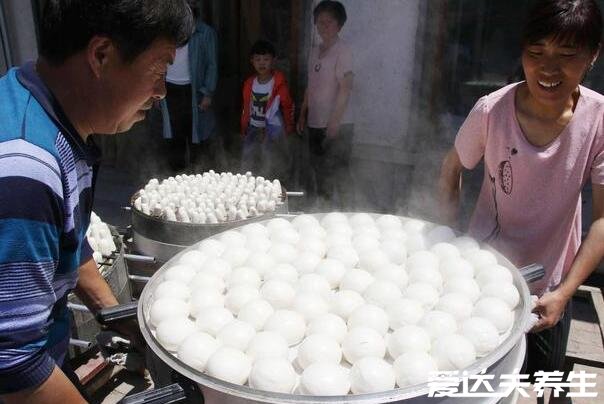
532;184;604;331
198;27;218;111
297;88;309;134
438;148;465;228
326;72;353;138
200;27;218;97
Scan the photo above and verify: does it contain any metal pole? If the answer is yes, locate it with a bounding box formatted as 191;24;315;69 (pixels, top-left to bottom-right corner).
69;338;93;349
123;254;156;264
67;303;91;313
128;274;151;283
0;1;13;68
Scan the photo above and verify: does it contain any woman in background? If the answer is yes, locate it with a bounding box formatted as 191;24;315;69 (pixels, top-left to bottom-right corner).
161;0;218;173
297;0;354;209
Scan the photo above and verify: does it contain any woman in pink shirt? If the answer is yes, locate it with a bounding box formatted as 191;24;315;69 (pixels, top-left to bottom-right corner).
297;0;354;209
439;0;604;389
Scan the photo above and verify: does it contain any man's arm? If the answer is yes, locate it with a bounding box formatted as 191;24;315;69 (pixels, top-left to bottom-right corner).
532;184;604;331
0;142;71;396
74;257;119;312
2;366;85;404
75;258;142;347
438;148;465;228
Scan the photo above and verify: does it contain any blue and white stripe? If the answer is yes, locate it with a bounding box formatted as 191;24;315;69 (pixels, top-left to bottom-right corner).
0;65;98;393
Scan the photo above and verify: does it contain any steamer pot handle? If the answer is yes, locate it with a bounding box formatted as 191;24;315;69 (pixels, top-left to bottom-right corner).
285;191;304;197
120;383;186;404
518;263;545;284
128;274;152;283
96;301;139;325
124;254;157;264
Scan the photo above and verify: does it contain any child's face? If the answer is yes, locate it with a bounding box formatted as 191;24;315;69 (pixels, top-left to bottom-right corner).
522;36;599;107
315;12;341;43
251;54;274;77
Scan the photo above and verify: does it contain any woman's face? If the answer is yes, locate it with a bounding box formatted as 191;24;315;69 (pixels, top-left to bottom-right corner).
315;12;341;43
522;36;599;107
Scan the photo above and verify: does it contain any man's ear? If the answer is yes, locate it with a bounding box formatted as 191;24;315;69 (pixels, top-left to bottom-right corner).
87;35;116;78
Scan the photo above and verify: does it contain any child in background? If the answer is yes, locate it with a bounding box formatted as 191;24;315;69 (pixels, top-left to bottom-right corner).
241;40;295;182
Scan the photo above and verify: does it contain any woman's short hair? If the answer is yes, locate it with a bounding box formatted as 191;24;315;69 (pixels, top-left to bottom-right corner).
523;0;602;53
39;0;194;65
313;0;347;28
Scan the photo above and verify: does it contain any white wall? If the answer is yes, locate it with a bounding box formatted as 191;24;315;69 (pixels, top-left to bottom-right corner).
309;0;421;150
2;0;38;67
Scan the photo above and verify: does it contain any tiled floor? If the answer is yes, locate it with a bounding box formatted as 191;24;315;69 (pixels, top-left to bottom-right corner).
90;367;153;403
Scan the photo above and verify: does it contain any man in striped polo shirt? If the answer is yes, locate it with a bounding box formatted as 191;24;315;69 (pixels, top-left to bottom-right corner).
0;1;193;402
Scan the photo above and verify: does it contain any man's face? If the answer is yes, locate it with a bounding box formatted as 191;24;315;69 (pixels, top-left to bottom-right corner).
95;38;176;134
251;54;274;77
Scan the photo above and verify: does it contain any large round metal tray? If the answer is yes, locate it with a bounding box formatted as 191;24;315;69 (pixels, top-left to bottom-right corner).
137;213;533;403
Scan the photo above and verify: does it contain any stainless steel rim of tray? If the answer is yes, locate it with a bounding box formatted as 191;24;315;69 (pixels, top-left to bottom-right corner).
137;213;533;404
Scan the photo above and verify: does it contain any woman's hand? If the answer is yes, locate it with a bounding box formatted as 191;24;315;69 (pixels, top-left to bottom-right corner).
297;89;309;135
326;119;340;138
296;116;306;135
199;95;212;111
530;290;569;333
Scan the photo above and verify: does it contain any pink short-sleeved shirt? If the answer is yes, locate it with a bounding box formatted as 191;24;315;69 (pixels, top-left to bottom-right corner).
307;38;353;128
455;83;604;296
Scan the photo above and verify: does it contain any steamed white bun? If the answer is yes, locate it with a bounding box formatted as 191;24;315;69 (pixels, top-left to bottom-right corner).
350;357;395;394
299;362;350;395
177;332;221;371
205;347;252;385
393;352;438;387
249;358;297;393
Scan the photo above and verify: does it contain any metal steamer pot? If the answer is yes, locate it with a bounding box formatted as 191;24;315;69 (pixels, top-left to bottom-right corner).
68;226;132;353
129;190;295;265
135;214;543;404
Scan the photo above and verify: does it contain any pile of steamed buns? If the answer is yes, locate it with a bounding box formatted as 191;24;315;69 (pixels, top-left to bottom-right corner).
148;213;520;396
86;211;117;266
133;171;283;223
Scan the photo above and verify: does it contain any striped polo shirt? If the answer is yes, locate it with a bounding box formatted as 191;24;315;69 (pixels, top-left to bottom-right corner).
0;62;99;393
